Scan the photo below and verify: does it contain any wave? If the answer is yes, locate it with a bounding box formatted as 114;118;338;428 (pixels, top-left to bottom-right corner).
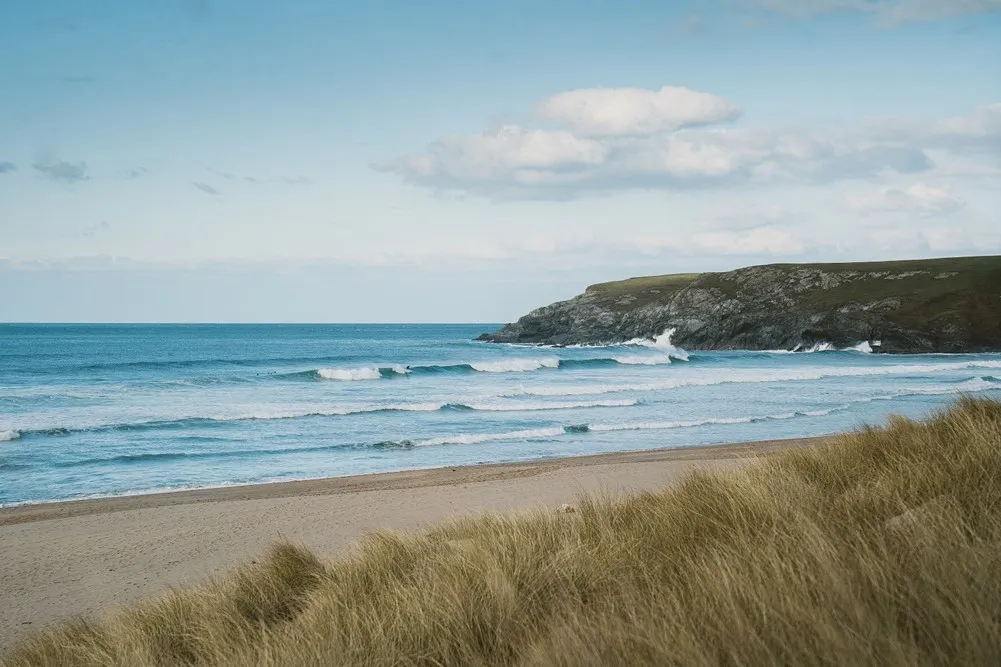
767;341;872;354
587;412;803;433
307;329;690;380
0;429;20;442
877;376;1000;398
317;366;411;381
397;408;833;448
9;399;640;439
505;360;1001;398
468;358;561;373
308;350;683;381
48;425;573;468
507;328;692;359
24;379;1001;471
407;427;568;448
396;380;1001;448
463;399;636;412
621;328;691;361
32;354;390;374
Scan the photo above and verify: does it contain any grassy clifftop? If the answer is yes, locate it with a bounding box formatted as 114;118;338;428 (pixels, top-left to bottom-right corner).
583;273;701;313
480;255;1001;352
6;398;1001;666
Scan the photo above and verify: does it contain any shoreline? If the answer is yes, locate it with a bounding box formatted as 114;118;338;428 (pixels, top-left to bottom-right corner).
0;435;834;649
0;436;834;527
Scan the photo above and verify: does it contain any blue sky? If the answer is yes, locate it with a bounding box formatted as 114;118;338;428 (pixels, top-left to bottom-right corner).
1;0;999;322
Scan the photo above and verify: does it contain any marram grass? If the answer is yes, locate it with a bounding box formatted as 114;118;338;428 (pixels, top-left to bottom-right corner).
5;398;1001;666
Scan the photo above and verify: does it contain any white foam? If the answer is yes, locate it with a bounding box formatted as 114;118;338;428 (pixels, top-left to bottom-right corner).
416;427;566;447
589;416;755;432
768;341;872;354
591;410;818;434
412;409;820;449
410;407;828;448
317;367;383;381
612;354;673;366
506;360;1001;398
468;399;636;412
897;377;1000;396
470;357;561;373
800;408;837;417
630;328;690;361
0;430;20;442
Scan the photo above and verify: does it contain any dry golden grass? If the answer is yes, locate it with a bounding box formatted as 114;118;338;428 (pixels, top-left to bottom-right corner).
5;398;1001;666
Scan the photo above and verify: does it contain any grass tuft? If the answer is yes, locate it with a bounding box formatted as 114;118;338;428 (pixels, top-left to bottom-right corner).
5;397;1001;666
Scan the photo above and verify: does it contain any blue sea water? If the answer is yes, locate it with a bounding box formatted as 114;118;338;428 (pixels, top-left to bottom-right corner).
1;323;999;506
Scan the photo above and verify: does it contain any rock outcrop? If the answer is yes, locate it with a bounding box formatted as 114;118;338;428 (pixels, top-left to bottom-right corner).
478;256;1001;353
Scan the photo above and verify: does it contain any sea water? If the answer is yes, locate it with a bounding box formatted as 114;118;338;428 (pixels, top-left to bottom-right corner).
1;323;999;506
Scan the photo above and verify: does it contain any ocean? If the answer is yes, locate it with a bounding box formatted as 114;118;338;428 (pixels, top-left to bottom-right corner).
1;323;999;506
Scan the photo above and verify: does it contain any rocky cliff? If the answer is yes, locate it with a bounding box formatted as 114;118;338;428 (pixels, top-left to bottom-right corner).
478;256;1001;353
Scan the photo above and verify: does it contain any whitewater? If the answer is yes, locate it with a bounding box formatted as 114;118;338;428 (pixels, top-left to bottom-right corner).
1;323;999;505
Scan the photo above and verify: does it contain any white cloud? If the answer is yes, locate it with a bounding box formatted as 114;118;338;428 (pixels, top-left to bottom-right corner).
378;113;939;198
738;0;1001;24
872;103;1001;153
620;129;932;182
851;183;967;217
374;125;608;189
937;103;1001;136
376;85;999;201
535;86;740;137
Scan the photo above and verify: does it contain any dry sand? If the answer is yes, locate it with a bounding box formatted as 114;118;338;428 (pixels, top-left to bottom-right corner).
0;437;832;649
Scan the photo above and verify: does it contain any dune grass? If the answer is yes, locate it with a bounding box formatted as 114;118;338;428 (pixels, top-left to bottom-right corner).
5;397;1001;666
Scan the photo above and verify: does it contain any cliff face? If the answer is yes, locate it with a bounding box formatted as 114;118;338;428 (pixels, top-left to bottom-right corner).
478;256;1001;353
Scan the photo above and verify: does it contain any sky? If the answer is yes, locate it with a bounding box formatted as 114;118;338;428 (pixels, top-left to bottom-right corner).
1;0;999;322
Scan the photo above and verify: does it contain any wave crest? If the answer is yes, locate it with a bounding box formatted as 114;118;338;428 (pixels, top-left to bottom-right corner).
768;341;873;354
317;366;411;381
469;358;560;373
505;361;1001;398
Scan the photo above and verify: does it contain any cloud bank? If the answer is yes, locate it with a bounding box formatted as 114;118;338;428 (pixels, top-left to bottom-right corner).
376;85;996;200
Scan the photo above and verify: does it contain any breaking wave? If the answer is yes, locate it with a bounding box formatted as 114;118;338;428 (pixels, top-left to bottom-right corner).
505;361;1001;397
387;408;838;449
301;330;692;381
317;366;411;381
16;378;1000;474
469;358;561;373
621;328;691;361
35;407;827;470
767;341;873;354
8;399;639;439
305;353;685;380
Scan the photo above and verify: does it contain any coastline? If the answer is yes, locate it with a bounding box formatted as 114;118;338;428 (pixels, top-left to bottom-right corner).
0;437;832;526
0;436;833;649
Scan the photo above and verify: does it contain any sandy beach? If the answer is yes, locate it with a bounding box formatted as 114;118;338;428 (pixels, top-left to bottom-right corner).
0;436;832;650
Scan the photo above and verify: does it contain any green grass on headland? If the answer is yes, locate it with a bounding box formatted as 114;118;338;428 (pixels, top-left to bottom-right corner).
5;398;1001;666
